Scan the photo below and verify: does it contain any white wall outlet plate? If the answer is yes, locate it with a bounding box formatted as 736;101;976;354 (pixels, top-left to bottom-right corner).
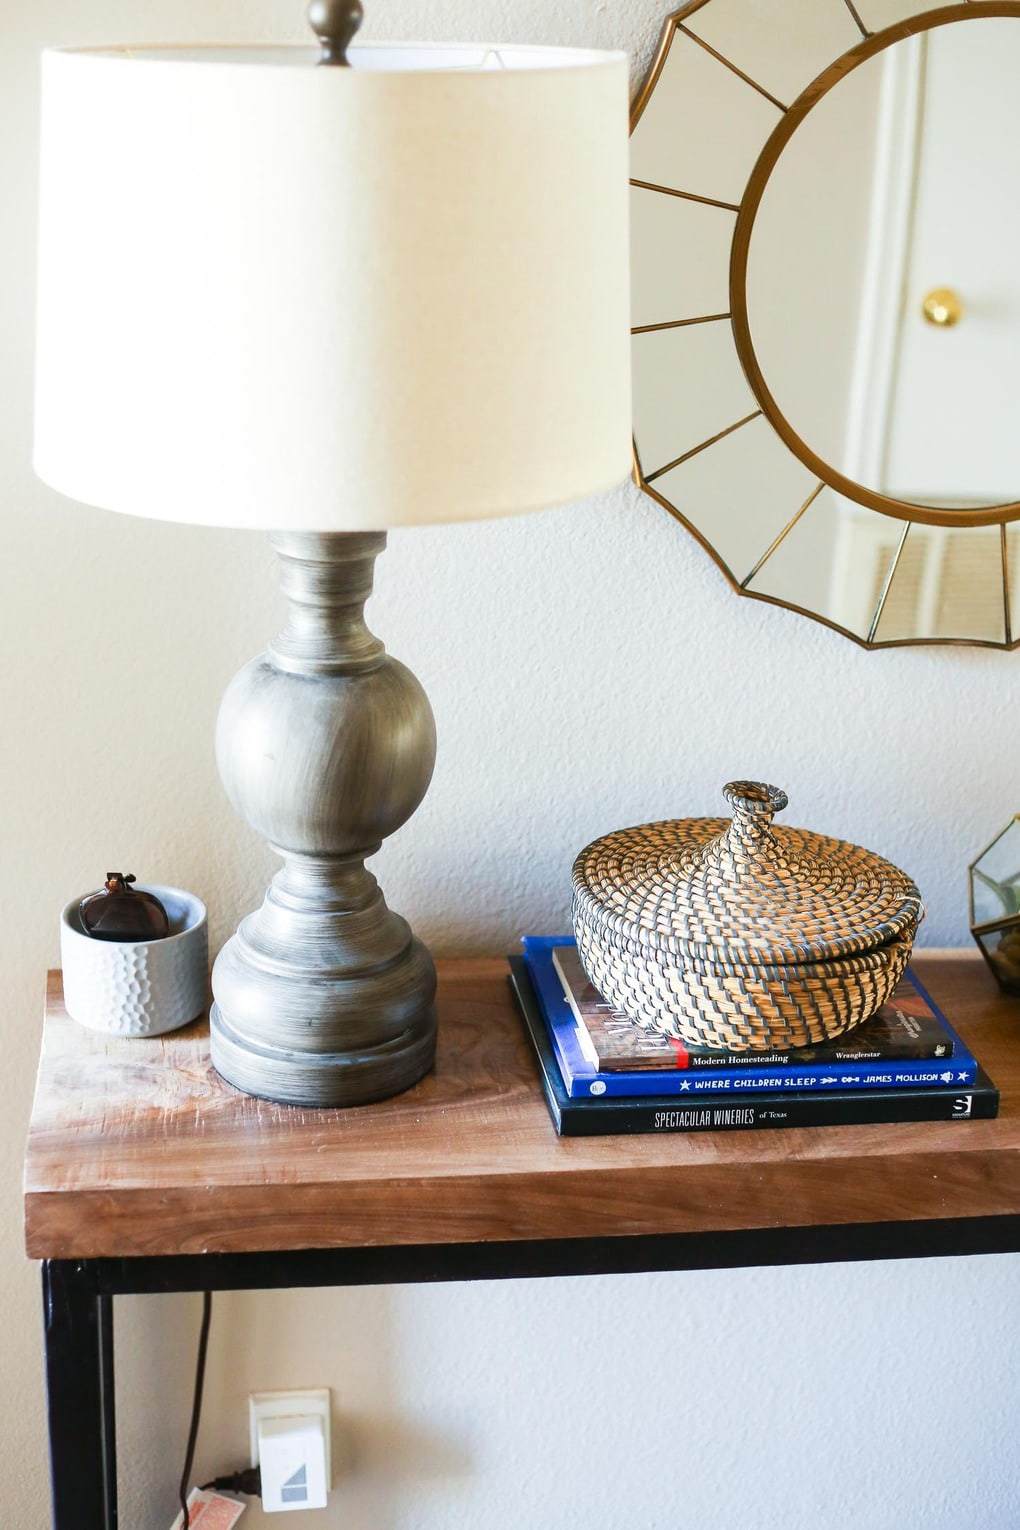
249;1389;331;1514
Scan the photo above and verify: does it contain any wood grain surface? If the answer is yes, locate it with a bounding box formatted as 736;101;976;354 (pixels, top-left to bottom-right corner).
23;953;1020;1259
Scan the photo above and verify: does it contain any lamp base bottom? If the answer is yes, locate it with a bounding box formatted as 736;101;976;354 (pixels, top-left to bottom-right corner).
209;997;437;1108
209;867;439;1107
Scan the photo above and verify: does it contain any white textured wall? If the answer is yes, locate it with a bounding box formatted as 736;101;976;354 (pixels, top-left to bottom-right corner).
4;3;1020;1527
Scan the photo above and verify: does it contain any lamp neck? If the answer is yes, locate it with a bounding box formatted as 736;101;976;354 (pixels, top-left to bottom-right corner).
268;530;386;674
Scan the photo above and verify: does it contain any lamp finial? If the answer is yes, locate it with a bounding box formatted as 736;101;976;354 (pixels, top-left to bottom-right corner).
307;0;363;65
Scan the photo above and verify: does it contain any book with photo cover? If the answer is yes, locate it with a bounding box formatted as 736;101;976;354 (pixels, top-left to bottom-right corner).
508;957;1000;1137
520;938;979;1099
552;942;957;1069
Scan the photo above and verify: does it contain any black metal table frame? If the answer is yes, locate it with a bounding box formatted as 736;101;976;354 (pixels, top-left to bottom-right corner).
42;1213;1020;1530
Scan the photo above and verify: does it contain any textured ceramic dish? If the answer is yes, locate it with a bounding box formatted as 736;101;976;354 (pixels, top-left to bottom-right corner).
572;782;924;1051
60;884;208;1036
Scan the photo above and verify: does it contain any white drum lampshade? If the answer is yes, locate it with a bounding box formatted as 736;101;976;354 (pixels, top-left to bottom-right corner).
33;14;632;1107
35;41;631;530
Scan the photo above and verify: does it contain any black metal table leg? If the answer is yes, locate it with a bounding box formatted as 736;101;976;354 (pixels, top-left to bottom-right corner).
42;1261;117;1530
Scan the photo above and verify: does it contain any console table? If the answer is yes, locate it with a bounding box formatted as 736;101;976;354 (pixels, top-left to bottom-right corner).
24;952;1020;1530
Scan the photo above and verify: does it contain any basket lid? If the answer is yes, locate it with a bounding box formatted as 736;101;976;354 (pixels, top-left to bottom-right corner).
572;781;924;966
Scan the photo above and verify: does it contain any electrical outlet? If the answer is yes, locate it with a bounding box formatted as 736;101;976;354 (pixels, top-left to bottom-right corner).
249;1390;331;1514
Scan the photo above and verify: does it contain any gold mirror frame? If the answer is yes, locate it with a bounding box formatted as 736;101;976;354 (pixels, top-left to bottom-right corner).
632;0;1020;649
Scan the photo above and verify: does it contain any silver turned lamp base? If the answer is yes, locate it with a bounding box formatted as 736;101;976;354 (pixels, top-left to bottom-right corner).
210;531;438;1106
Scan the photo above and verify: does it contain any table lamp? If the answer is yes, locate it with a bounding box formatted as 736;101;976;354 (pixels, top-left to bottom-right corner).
33;3;631;1106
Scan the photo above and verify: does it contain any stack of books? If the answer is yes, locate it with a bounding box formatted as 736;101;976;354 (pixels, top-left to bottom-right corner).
509;937;999;1136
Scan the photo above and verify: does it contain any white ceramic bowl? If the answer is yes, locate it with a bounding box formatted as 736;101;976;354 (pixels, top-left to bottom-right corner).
60;884;208;1037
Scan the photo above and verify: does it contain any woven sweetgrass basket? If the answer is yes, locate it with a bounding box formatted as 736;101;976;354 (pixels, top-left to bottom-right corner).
571;781;924;1051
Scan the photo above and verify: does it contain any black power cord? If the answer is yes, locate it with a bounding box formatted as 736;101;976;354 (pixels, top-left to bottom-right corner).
178;1291;213;1528
177;1291;263;1525
201;1467;263;1496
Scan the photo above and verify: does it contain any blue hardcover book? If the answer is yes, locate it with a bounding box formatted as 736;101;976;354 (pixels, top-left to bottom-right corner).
521;938;979;1099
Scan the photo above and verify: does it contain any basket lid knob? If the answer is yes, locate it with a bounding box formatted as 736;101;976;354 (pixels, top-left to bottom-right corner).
718;781;790;875
722;781;788;820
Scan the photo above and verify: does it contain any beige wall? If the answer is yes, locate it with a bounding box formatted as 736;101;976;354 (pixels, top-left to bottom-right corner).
5;4;1020;1527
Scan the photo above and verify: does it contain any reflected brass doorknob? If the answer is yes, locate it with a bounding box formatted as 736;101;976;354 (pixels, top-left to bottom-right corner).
921;288;963;327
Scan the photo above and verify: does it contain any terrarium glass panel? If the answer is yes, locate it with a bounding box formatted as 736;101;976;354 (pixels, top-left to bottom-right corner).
971;817;1020;928
974;923;1020;996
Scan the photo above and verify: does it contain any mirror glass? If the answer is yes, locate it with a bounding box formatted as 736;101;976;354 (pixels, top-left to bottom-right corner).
746;15;1020;513
631;1;1020;648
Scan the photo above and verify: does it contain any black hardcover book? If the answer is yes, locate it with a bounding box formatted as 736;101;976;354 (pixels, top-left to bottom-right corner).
508;958;999;1138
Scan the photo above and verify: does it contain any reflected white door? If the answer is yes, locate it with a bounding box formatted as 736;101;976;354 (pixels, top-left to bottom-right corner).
881;19;1020;506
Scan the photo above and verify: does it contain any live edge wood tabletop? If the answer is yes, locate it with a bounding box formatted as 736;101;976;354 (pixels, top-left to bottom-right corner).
23;952;1020;1262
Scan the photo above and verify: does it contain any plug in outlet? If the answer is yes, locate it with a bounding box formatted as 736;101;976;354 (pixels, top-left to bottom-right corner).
249;1389;331;1514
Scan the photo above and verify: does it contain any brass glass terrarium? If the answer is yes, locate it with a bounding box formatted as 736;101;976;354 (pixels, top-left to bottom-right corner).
970;816;1020;993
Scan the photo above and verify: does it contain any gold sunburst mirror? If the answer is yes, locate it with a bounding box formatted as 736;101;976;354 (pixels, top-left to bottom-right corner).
631;0;1020;647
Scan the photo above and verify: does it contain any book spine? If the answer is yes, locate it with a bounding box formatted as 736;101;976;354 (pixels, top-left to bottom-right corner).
554;1086;999;1136
621;1041;956;1069
557;1055;979;1098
